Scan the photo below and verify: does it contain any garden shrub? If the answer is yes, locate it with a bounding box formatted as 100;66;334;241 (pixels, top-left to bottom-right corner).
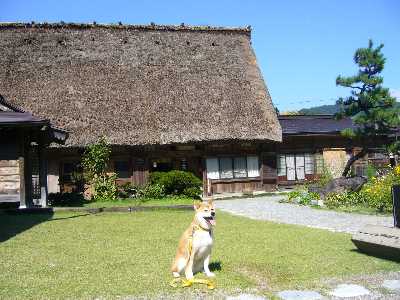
325;166;400;213
81;137;117;202
324;192;362;209
91;173;118;202
315;166;333;187
141;183;165;199
118;182;141;199
149;170;202;196
286;189;319;205
182;187;201;199
48;192;85;207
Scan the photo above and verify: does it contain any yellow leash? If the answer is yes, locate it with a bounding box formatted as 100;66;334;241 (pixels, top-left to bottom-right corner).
169;226;216;290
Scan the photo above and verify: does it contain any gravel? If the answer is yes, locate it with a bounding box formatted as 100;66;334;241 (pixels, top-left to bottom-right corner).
216;195;393;234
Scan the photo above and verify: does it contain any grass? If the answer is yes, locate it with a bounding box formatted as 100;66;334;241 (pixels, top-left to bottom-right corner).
0;210;399;299
83;196;195;208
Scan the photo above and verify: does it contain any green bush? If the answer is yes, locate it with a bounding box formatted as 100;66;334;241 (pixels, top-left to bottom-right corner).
182;187;201;199
81;137;117;202
324;166;400;213
315;166;333;187
92;173;118;202
324;192;363;209
149;171;202;196
118;182;141;199
48;192;85;207
286;189;319;205
141;183;165;199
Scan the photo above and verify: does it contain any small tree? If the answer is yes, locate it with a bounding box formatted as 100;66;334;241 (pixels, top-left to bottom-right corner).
81;137;117;201
336;40;399;177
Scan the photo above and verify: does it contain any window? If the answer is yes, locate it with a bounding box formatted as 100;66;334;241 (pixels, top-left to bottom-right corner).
115;161;130;178
62;162;77;183
206;156;259;180
315;153;324;174
234;157;247;178
180;158;188;170
305;153;314;175
206;158;219;179
277;155;286;176
219;157;233;179
277;153;320;180
247;156;260;177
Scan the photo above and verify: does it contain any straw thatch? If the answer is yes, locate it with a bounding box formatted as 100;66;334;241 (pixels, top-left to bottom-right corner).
0;22;281;146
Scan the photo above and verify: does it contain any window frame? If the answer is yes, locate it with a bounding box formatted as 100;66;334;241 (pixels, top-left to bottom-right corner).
207;156;260;180
114;160;131;179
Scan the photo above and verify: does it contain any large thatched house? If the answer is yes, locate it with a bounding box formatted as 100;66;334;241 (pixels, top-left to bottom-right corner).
0;23;282;199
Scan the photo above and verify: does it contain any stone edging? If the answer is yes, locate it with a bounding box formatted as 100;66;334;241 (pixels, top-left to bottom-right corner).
0;205;193;214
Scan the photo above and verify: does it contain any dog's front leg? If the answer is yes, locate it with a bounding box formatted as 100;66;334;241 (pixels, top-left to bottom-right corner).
184;249;195;280
203;254;215;277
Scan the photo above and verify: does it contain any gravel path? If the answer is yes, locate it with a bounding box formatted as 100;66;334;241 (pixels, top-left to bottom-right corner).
216;195;393;234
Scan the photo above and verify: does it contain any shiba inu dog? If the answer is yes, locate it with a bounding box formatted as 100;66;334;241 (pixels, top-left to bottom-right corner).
171;200;216;281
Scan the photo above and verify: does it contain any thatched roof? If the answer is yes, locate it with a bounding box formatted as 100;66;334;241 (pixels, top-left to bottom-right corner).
0;22;281;147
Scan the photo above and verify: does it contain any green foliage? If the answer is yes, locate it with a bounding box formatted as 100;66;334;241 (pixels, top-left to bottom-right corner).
315;166;333;187
81;137;111;181
324;192;363;209
336;40;400;175
118;182;141;199
48;192;85;207
81;137;117;201
141;183;166;199
92;173;118;202
287;189;319;205
325;166;400;213
149;170;202;196
365;164;377;180
182;187;202;199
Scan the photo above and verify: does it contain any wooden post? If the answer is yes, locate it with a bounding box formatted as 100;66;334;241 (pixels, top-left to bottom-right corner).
39;144;48;207
18;147;26;208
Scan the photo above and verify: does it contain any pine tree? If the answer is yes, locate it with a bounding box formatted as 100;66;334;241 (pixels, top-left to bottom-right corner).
336;40;399;177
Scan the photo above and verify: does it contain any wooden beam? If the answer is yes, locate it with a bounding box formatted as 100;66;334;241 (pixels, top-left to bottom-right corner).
38;143;48;207
18;130;28;208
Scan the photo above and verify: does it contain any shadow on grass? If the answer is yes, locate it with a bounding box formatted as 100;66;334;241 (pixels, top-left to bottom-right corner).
210;261;222;271
350;248;400;263
0;212;53;243
0;211;91;243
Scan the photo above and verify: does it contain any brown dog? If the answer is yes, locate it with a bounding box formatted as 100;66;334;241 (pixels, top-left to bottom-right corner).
171;200;216;280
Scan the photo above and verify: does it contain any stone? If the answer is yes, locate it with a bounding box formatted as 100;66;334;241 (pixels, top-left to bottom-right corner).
329;284;370;298
352;225;400;261
226;294;267;300
382;280;400;291
309;176;367;198
277;290;323;300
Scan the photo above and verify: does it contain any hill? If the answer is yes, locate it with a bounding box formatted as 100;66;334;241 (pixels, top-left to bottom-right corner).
298;104;339;115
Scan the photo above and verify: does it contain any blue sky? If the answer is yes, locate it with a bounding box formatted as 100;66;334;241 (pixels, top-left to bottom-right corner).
1;0;399;111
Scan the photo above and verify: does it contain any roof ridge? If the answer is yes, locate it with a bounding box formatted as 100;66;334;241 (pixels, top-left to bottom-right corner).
0;22;251;35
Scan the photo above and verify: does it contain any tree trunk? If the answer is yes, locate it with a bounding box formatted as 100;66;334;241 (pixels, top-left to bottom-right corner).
342;148;368;177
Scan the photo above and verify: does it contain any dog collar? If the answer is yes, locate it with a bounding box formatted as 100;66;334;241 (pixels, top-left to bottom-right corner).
192;224;211;233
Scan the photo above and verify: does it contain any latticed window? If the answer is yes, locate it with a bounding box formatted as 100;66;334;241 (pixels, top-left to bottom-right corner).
206;156;260;180
234;157;247;178
219;158;233;179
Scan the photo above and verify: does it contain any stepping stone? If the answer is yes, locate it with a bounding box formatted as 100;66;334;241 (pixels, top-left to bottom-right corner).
277;290;323;300
226;294;267;300
329;284;370;298
382;280;400;291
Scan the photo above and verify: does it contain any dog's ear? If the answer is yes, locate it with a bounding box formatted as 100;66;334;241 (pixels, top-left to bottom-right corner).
193;201;201;211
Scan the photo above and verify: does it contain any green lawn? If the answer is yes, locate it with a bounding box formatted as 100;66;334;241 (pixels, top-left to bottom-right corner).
0;210;398;299
83;196;194;208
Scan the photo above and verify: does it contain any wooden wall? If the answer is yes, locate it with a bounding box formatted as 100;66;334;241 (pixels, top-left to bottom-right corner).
0;132;20;202
48;142;280;196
